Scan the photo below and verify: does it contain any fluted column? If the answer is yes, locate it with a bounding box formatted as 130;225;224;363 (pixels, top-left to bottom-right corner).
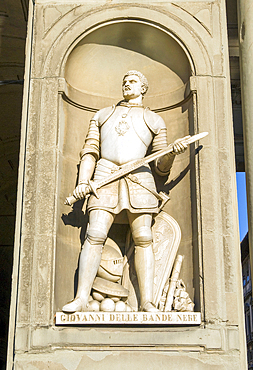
237;0;253;286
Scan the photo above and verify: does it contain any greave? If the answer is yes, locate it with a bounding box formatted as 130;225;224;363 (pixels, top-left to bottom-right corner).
134;244;155;308
76;240;103;303
62;240;102;312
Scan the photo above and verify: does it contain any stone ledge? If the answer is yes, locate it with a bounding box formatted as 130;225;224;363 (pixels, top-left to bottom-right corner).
15;322;227;352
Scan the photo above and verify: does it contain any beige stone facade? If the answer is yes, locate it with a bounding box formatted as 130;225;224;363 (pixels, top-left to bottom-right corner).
7;0;247;369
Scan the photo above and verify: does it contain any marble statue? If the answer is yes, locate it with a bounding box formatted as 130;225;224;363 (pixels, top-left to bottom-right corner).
62;71;189;313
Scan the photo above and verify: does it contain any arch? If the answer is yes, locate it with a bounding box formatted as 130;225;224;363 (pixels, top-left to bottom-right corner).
63;20;192;111
40;5;213;79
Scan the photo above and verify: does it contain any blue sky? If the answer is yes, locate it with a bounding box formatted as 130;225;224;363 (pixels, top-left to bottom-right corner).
236;172;248;241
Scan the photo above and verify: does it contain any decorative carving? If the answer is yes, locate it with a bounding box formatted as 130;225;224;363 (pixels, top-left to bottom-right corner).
115;119;130;136
173;3;213;36
173;279;194;312
43;5;81;37
164;254;184;311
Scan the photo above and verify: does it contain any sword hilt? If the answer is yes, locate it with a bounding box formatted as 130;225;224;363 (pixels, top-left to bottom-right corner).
64;180;99;206
158;192;170;211
88;180;99;199
64;195;77;206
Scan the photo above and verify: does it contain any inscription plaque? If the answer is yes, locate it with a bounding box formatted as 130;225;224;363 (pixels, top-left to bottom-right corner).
56;312;201;325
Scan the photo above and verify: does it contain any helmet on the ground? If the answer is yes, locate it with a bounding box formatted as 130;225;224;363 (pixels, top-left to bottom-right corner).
97;243;124;282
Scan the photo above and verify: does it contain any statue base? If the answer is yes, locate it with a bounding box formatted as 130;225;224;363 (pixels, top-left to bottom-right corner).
56;311;201;325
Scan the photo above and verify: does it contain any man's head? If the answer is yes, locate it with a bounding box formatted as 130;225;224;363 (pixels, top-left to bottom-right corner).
122;70;149;100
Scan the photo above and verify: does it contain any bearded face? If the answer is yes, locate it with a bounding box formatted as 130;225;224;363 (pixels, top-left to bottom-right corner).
122;75;145;100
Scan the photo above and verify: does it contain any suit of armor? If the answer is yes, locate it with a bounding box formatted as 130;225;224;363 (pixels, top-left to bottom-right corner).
84;103;170;214
62;72;183;314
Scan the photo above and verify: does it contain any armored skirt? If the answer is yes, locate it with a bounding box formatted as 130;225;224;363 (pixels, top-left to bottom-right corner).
87;158;159;214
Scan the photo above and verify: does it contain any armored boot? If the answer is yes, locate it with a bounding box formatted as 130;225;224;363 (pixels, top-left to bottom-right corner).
134;244;159;312
62;240;102;313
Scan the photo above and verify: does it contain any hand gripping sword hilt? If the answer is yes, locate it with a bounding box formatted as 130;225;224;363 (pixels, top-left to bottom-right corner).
64;180;99;206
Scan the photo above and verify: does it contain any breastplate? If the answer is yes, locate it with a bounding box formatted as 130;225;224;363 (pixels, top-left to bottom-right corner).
100;106;153;165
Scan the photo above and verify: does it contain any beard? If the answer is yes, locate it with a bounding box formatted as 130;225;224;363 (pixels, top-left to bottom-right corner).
122;89;137;99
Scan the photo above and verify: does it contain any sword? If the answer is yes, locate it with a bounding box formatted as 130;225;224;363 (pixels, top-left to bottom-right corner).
64;132;208;206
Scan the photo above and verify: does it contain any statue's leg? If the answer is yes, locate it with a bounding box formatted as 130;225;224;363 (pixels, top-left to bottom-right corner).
127;212;159;312
62;209;115;313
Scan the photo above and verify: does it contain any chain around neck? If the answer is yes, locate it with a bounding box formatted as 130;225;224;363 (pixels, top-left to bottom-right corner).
119;101;144;108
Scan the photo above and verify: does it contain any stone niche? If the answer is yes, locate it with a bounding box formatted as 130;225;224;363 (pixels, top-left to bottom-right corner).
55;20;197;313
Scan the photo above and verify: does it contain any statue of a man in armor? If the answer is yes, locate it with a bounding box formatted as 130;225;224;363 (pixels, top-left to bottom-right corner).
62;71;188;313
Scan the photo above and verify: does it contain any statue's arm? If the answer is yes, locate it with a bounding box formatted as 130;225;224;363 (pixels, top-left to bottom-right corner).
152;127;175;176
151;119;188;176
73;117;100;199
78;154;96;183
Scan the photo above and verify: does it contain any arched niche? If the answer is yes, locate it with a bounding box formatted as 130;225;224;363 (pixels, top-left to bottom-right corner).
55;20;198;312
64;22;191;109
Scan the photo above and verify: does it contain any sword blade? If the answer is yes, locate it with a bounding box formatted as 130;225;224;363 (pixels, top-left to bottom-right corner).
95;132;208;190
65;132;208;206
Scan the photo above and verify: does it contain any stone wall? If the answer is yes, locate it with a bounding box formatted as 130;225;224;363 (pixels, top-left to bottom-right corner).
7;1;247;369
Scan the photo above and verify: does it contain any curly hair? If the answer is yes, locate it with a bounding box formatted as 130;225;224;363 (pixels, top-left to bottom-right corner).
123;70;149;95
